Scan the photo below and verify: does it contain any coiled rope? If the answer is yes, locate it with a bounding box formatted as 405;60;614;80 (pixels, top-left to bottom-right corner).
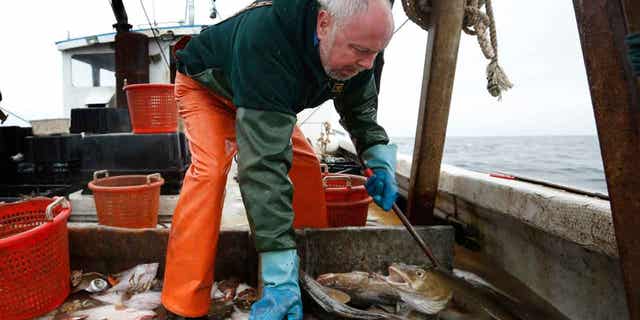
463;0;513;99
401;0;512;99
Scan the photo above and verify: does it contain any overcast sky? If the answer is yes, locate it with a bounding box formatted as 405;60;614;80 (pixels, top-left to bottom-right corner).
0;0;596;137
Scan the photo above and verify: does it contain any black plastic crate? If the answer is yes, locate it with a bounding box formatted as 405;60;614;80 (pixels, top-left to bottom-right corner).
0;184;78;203
80;132;189;171
24;134;82;163
16;162;36;184
70;108;132;134
0;160;18;184
35;161;81;185
0;126;32;157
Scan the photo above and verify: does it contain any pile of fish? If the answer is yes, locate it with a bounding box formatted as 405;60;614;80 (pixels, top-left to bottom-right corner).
302;263;555;320
208;278;258;320
35;263;161;320
34;263;258;320
33;262;565;319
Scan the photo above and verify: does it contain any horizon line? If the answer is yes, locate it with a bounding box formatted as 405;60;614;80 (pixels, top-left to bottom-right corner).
391;134;598;138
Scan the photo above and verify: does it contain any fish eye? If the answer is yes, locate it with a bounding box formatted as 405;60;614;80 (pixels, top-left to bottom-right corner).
416;270;425;277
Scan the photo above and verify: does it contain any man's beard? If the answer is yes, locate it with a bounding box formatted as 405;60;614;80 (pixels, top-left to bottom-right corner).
319;26;360;81
326;69;357;81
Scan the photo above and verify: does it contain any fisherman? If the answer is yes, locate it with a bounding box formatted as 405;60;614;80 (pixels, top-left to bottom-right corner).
162;0;398;319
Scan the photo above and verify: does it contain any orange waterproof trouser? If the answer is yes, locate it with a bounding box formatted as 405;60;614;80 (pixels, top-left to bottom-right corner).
162;73;328;317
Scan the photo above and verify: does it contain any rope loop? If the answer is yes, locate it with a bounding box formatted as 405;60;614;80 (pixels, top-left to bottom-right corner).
463;0;512;99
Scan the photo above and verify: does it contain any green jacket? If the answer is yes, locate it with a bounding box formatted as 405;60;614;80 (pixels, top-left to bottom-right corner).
176;0;389;251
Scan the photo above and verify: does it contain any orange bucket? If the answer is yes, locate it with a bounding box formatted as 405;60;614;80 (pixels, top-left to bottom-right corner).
0;197;71;320
124;83;178;134
88;170;164;228
323;174;372;227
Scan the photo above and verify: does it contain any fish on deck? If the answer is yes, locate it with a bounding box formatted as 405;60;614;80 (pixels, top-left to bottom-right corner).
314;263;567;320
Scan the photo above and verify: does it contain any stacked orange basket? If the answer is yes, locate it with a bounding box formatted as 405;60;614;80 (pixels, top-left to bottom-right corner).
321;166;372;227
123;83;178;134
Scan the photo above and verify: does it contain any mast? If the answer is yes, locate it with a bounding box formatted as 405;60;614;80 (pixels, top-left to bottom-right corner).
185;0;195;25
110;0;149;109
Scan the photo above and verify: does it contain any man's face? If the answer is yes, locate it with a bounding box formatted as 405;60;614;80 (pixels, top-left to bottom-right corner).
317;3;394;81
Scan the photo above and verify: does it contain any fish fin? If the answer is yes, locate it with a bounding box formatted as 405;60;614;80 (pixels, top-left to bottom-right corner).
482;306;509;320
475;284;520;306
439;308;492;320
452;269;520;304
300;271;409;320
371;304;396;314
399;290;452;315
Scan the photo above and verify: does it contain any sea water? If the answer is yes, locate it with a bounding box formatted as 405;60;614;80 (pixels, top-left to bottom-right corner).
392;135;607;195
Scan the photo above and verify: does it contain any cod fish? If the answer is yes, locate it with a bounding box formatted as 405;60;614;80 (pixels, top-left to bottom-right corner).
316;271;399;307
317;263;452;315
318;263;543;320
300;271;409;320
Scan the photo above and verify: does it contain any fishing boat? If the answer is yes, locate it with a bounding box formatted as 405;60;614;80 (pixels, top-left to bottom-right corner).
1;0;638;319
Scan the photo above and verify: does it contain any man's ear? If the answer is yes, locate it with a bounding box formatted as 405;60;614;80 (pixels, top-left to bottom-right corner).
317;10;332;41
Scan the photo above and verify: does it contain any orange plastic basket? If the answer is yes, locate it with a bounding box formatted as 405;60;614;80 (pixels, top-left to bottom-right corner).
0;197;72;320
323;174;372;227
88;171;164;228
124;83;178;134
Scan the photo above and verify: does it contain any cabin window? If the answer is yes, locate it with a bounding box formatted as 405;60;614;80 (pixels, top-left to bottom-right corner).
71;53;116;87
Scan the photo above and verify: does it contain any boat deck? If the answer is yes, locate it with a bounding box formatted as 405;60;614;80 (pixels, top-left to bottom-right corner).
69;162;402;229
62;164;567;319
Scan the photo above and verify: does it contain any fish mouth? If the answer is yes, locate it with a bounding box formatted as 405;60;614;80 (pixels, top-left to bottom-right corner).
385;266;411;289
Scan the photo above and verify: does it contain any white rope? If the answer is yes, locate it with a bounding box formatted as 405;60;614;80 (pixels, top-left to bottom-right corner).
463;0;513;99
393;17;411;36
0;106;30;124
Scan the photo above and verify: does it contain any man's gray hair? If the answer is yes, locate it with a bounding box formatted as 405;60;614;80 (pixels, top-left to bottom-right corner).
317;0;392;26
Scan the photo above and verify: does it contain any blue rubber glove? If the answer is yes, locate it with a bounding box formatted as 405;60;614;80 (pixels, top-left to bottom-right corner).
362;144;398;211
250;249;303;320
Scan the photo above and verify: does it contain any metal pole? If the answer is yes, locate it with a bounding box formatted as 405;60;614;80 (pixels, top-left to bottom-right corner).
186;0;195;25
573;0;640;318
110;0;132;33
392;203;441;268
110;0;150;108
407;0;465;225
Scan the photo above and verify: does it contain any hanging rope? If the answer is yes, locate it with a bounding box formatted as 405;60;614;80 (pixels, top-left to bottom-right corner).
463;0;513;99
626;32;640;76
140;0;170;70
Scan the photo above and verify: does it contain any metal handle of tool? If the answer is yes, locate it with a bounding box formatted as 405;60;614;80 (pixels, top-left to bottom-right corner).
319;164;355;176
391;202;441;269
364;168;441;268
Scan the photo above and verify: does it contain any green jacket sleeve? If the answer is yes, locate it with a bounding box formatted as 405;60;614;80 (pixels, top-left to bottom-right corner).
236;108;298;252
229;6;303;252
333;71;390;155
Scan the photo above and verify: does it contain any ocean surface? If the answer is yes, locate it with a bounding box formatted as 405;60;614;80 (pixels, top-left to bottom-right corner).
391;135;608;195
